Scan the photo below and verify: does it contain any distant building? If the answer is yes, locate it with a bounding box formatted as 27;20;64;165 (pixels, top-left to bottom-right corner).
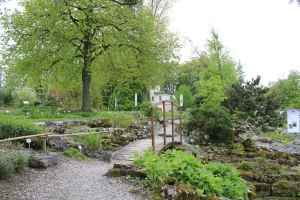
150;86;174;112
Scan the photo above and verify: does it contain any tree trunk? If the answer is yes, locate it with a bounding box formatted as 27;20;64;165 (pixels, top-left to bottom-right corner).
142;84;148;101
81;60;91;111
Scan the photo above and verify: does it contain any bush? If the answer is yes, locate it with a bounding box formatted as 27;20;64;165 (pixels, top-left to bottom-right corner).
189;105;234;144
139;101;160;118
0;151;28;179
0;118;42;139
132;148;249;199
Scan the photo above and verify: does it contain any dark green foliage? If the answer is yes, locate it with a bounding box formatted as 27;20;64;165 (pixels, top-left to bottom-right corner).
132;148;249;199
189;105;234;144
0;151;28;179
0;118;42;139
0;88;17;107
222;76;281;130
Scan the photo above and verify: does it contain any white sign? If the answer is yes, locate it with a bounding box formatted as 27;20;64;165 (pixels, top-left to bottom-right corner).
78;145;82;150
135;93;137;107
180;94;183;107
26;139;31;143
287;110;300;133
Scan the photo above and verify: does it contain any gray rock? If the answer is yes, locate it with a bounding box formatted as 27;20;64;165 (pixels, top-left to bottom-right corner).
48;138;69;151
83;146;112;162
29;152;61;168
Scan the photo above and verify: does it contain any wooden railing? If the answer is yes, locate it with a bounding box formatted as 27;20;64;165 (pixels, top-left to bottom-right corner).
149;100;182;152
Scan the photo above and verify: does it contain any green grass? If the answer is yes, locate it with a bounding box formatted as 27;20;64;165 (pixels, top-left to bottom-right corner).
259;131;295;144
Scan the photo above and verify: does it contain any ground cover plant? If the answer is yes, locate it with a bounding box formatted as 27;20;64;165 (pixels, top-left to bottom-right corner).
132;147;249;199
258;131;295;143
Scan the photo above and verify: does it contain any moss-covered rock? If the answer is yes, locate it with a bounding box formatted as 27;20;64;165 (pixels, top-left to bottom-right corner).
253;182;271;197
152;183;198;200
88;118;112;128
272;180;300;197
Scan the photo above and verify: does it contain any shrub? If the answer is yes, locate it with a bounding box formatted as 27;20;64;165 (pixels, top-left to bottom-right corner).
189;105;234;144
132;148;249;199
139;101;160;118
0;151;28;179
0;118;42;139
240;161;252;170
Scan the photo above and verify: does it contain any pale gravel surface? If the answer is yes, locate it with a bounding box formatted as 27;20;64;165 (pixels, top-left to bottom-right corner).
0;155;150;200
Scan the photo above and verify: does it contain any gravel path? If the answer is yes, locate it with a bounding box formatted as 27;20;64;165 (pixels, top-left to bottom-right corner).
0;155;150;200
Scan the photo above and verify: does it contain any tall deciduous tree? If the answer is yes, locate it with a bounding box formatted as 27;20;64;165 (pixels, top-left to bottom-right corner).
194;29;238;106
0;0;178;111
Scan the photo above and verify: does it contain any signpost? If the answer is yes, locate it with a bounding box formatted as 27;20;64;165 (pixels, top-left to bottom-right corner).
180;94;183;107
287;110;300;133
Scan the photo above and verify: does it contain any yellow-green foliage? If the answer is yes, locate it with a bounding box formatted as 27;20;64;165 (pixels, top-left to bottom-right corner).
63;148;86;161
259;132;295;144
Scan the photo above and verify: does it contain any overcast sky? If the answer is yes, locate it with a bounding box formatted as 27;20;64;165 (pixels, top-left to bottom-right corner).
169;0;300;85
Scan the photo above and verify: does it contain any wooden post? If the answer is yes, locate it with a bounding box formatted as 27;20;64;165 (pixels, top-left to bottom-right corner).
171;102;174;146
163;101;166;150
48;107;50;124
151;106;155;152
42;126;47;151
180;106;182;143
99;134;102;149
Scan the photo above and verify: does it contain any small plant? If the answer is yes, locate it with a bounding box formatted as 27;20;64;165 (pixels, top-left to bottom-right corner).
82;134;100;150
256;157;268;165
279;166;287;174
63;147;86;161
240;161;252;170
278;179;286;186
0;151;28;179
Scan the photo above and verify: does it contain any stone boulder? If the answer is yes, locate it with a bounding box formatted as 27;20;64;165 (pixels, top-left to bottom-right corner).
83;146;112;162
48;138;69;151
28;152;61;168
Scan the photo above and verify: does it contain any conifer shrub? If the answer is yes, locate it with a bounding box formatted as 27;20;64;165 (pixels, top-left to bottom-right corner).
189;105;234;144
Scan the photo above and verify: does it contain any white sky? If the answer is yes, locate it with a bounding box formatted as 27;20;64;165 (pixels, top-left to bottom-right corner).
169;0;300;85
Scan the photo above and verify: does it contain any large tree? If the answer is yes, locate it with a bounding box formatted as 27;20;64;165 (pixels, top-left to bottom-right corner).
194;29;238;106
0;0;178;111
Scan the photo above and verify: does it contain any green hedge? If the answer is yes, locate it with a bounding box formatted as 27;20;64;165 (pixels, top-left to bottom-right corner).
0;118;42;139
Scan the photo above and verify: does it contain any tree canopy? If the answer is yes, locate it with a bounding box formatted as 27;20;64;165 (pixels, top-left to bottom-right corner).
0;0;179;111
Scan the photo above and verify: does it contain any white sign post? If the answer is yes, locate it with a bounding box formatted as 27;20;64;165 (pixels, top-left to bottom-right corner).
180;94;183;107
26;138;31;149
135;93;137;107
